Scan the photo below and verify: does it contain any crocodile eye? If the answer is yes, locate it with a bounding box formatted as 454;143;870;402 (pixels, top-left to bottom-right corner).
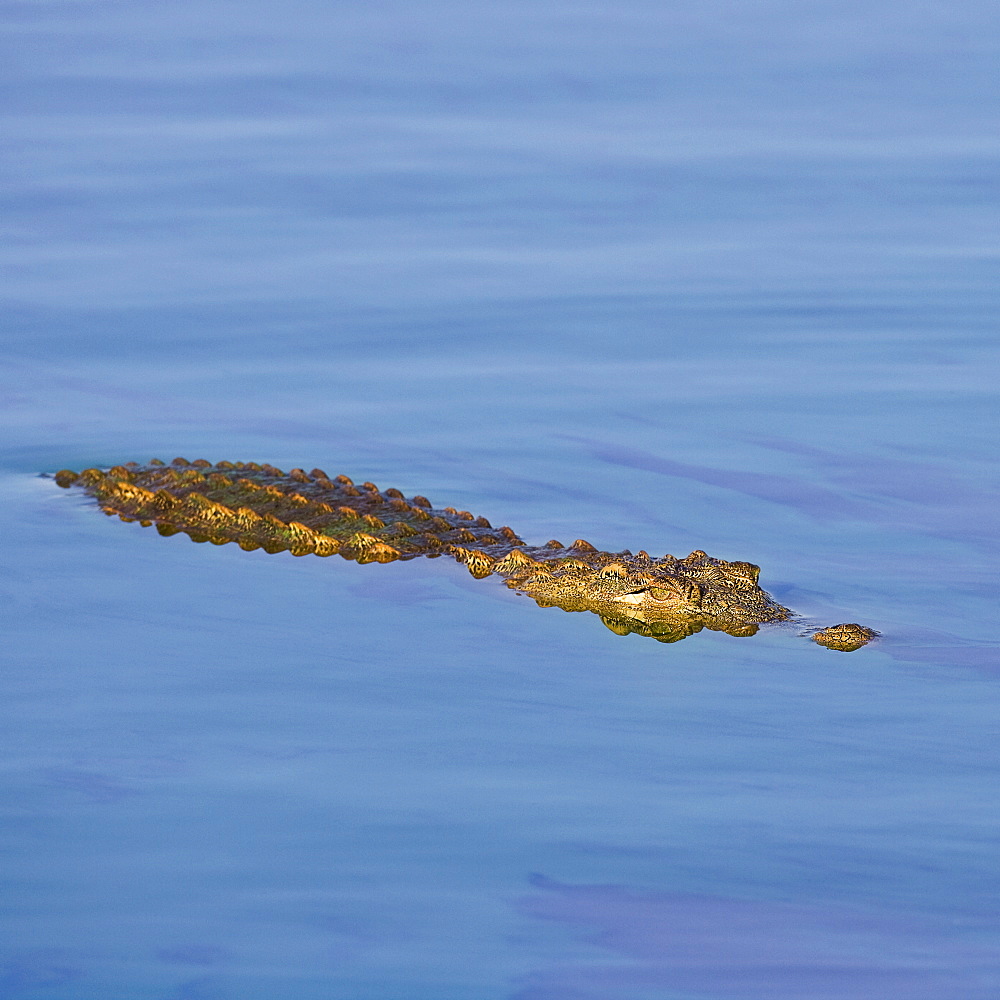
648;587;678;603
645;576;702;607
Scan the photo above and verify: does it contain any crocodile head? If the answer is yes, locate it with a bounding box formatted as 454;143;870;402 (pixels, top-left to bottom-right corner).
505;549;792;639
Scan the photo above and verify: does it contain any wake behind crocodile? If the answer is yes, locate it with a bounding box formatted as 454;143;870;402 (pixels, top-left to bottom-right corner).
53;459;877;651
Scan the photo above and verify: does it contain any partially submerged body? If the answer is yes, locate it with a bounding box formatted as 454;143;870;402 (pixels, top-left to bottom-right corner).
54;459;878;650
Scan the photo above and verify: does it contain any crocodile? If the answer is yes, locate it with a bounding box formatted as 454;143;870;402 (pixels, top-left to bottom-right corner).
53;459;878;651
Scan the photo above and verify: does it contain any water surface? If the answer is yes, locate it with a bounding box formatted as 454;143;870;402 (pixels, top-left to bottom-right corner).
3;1;999;997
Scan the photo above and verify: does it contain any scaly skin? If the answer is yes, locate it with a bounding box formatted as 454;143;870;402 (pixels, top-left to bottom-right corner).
53;459;878;649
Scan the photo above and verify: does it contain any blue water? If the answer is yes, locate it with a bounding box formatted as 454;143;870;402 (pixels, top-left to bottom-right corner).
3;1;1000;997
